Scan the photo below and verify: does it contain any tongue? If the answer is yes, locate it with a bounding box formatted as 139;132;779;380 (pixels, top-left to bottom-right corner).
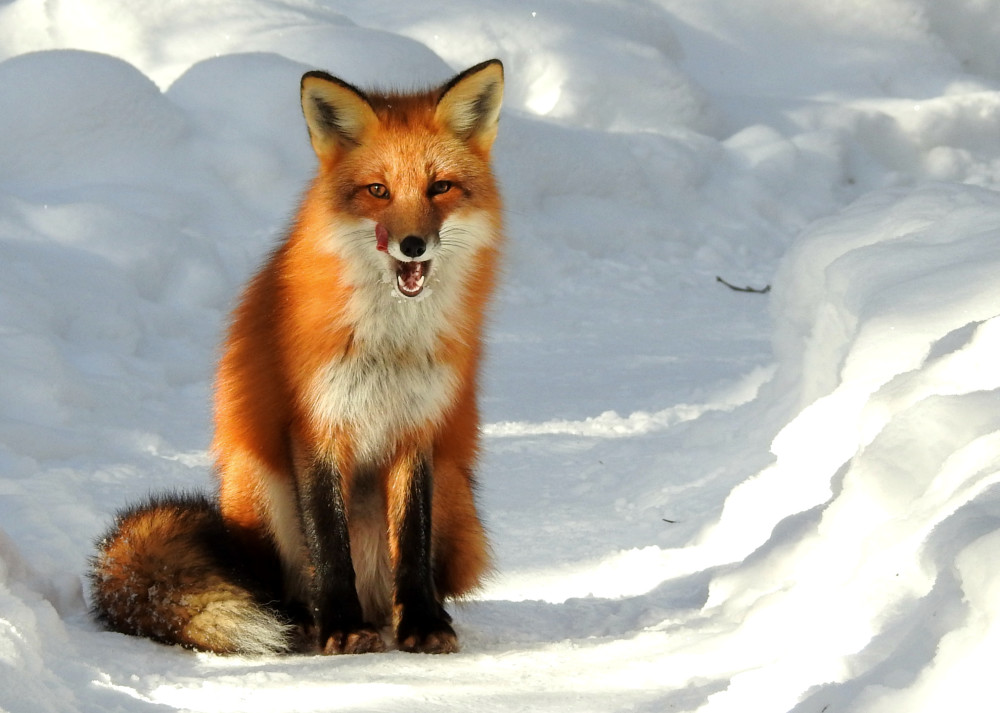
397;261;426;296
375;223;389;252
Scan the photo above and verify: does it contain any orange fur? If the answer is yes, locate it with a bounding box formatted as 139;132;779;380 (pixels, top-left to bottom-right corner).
90;60;505;655
214;61;504;646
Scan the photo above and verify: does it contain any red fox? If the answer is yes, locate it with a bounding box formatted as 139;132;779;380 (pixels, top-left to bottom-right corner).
89;60;505;655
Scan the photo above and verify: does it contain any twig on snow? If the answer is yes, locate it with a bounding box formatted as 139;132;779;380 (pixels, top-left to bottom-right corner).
716;276;771;294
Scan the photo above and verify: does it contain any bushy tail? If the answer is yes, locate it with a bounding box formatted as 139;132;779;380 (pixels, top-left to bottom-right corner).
89;493;295;655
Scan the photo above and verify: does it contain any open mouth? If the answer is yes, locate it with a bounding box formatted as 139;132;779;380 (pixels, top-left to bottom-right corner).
395;259;431;297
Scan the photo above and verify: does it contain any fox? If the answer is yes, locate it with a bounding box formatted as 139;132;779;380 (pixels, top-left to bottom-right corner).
89;59;505;655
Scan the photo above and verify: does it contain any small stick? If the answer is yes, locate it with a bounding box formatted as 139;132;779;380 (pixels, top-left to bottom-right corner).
716;276;771;294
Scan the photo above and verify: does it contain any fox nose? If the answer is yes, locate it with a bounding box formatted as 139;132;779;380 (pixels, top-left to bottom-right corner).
399;235;426;259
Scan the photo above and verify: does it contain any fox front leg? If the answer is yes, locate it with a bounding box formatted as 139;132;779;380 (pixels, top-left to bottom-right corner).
299;458;385;654
387;453;458;653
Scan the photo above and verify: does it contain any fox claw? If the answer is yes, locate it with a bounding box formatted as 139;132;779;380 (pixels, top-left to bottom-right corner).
322;626;385;654
397;616;459;654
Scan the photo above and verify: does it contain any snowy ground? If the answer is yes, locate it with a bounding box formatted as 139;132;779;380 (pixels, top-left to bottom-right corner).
2;1;1000;711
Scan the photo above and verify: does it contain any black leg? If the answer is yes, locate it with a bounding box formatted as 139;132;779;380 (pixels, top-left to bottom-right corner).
394;456;458;653
299;458;384;654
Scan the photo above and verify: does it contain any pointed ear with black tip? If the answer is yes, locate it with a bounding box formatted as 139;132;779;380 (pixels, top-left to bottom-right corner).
300;71;379;159
435;60;504;153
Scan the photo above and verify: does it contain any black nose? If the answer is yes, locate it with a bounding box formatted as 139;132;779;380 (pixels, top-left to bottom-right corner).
399;235;426;259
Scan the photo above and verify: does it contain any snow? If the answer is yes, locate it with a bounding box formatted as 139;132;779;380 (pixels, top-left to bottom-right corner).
2;0;999;711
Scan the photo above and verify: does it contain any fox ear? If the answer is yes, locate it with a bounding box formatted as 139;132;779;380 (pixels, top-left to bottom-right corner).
435;60;504;152
300;71;379;159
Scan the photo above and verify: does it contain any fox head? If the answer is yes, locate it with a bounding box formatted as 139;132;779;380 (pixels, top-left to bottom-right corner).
299;60;504;300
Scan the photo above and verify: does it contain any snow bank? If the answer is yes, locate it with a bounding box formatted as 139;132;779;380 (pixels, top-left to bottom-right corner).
696;184;1000;711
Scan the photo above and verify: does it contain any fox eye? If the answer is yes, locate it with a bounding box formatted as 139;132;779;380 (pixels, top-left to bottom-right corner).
368;183;390;199
429;180;452;196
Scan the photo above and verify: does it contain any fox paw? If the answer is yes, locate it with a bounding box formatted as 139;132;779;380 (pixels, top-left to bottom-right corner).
397;615;459;654
322;626;385;655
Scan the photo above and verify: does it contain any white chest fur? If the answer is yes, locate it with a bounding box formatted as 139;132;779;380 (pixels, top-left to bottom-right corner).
305;279;460;466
